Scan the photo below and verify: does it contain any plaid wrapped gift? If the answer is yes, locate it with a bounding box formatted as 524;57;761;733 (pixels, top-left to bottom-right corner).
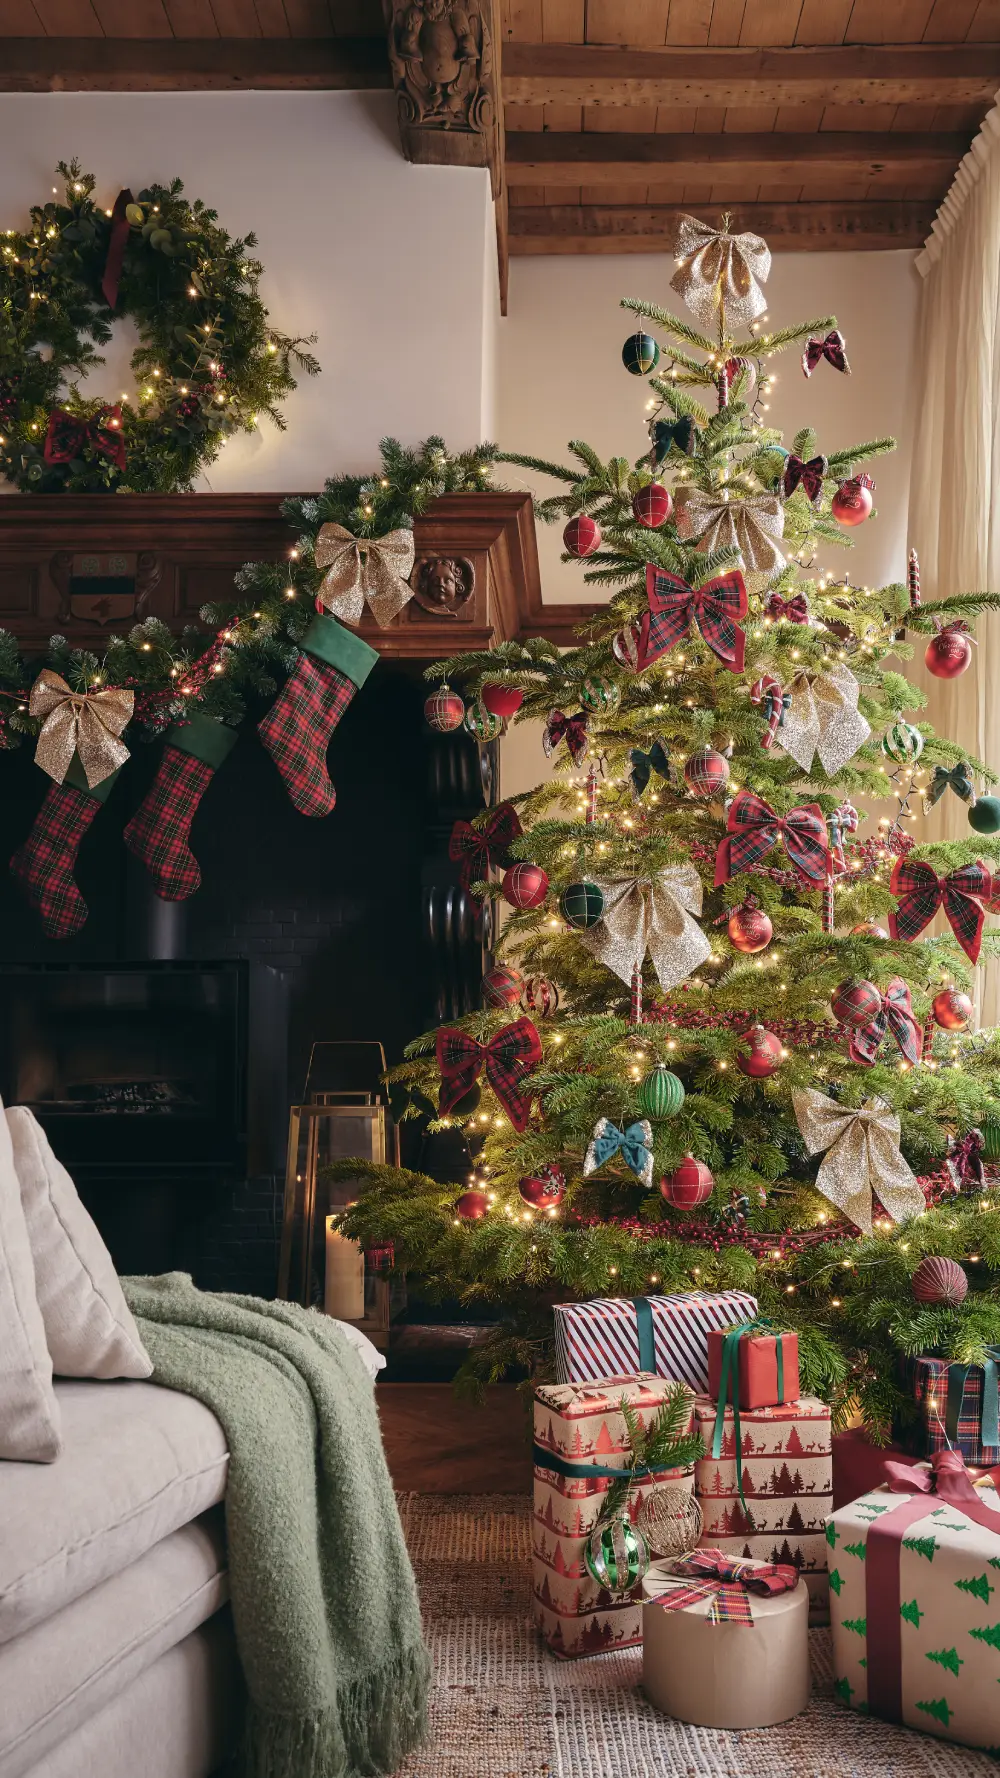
897;1353;1000;1467
553;1290;757;1390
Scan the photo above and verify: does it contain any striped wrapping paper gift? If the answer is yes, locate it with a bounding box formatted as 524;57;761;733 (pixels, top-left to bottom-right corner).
553;1290;758;1390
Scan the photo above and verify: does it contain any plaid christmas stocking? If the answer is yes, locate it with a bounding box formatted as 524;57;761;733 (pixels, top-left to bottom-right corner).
258;613;378;818
123;713;238;900
10;755;120;939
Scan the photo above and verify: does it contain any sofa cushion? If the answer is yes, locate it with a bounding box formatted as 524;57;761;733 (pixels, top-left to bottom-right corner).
6;1107;152;1381
0;1379;228;1646
0;1512;228;1778
0;1102;59;1463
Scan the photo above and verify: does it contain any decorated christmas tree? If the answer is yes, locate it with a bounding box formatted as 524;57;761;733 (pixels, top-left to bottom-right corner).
336;215;1000;1437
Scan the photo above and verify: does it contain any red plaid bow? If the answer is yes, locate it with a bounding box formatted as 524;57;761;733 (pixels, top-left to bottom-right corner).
765;590;809;624
889;856;991;964
543;709;589;767
783;454;827;503
448;802;523;891
714;790;830;887
436;1017;542;1131
802;330;850;377
656;1548;799;1626
848;976;923;1067
44;406;127;473
637;563;748;674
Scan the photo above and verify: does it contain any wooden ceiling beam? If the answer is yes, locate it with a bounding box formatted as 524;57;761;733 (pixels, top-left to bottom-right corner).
509;200;938;254
502;42;1000;109
507;131;967;186
0;36;391;91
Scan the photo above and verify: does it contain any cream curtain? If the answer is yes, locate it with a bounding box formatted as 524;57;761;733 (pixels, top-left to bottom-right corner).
909;98;1000;1025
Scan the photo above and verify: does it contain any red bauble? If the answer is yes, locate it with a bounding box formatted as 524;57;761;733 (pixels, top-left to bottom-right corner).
424;687;466;733
925;627;973;680
831;978;882;1026
563;515;602;558
632;483;673;529
851;922;889;939
684;747;730;798
735;1024;783;1078
502;862;549;910
933;989;974;1031
727;904;773;954
482;963;525;1008
482;683;524;719
660;1155;714;1209
455;1190;490;1221
518;1165;566;1210
912;1255;968;1308
831;477;873;527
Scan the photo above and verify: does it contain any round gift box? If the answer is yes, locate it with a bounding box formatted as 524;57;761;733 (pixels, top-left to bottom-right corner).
641;1558;811;1728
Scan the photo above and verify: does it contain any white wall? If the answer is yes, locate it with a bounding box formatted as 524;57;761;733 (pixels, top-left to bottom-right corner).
0;92;497;488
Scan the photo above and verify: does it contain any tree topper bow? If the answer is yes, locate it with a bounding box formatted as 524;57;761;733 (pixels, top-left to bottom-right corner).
669;214;771;328
314;521;416;628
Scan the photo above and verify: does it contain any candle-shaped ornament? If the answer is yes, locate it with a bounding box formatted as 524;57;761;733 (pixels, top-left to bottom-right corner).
325;1214;365;1319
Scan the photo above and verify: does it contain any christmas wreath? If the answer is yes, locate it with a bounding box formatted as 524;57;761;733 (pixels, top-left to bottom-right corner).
0;160;318;494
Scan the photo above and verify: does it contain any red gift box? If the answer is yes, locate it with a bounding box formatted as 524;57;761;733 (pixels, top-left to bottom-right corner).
707;1325;799;1411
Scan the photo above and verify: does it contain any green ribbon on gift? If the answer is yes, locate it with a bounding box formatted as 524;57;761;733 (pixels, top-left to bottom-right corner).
944;1349;1000;1452
711;1318;787;1527
532;1443;661;1481
631;1296;656;1372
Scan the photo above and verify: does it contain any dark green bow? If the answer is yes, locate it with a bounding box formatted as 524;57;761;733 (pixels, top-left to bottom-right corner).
630;739;672;800
927;760;976;808
652;416;697;463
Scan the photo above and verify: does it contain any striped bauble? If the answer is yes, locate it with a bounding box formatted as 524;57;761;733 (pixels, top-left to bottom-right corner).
911;1255;968;1307
585;1515;650;1595
636;1063;685;1120
831;978;882;1027
559;879;605;930
579;674;621;714
881;720;924;766
660;1155;714;1208
502;862;549;910
521;975;560;1018
482;963;524;1008
424;686;466;733
464;702;504;742
982;1113;1000;1163
684;747;730;798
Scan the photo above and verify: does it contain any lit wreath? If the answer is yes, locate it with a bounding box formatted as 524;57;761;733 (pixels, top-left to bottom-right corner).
0;160;318;494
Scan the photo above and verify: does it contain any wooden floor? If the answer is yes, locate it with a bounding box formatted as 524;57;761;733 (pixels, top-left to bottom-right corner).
377;1383;532;1493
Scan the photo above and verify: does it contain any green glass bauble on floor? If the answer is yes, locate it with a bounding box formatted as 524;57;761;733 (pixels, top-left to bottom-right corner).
969;796;1000;834
559;879;605;929
636;1062;685;1119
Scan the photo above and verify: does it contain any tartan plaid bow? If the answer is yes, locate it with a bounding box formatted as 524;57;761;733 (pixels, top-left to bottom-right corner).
448;802;523;891
436;1017;542;1130
714;790;830;886
802;330;850;377
783;454;827;503
651;415;697;462
889;856;991;964
44;405;126;473
927;760;976;809
543;709;589;767
655;1548;799;1626
630;739;672;799
637;563;748;674
849;976;923;1067
765;590;809;624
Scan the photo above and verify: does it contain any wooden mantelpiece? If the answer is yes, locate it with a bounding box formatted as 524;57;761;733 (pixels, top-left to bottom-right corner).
0;491;595;656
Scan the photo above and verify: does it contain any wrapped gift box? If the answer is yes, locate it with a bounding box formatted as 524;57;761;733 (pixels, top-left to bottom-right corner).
533;1373;695;1659
553;1290;757;1390
694;1395;832;1621
897;1355;1000;1467
707;1327;800;1411
829;1470;1000;1751
642;1556;811;1728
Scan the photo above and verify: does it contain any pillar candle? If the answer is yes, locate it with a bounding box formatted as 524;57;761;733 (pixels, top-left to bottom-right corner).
324;1216;365;1319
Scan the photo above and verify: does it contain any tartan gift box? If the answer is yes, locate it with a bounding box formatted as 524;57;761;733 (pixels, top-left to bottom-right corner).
553;1290;757;1391
694;1394;833;1622
828;1456;1000;1752
897;1353;1000;1468
707;1322;800;1413
533;1372;695;1659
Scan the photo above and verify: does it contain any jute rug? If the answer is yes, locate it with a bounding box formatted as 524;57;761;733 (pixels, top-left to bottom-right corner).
394;1494;997;1778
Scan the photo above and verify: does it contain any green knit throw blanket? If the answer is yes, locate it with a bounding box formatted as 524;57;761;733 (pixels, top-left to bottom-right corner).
122;1273;430;1778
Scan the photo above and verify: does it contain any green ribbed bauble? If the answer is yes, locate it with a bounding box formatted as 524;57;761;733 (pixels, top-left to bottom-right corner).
622;331;660;376
636;1062;685;1120
559;879;605;930
585;1515;650;1596
982;1113;1000;1163
881;720;924;766
579;674;621;715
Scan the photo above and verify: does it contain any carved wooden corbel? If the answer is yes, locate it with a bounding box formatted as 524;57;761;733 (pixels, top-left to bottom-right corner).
384;0;503;199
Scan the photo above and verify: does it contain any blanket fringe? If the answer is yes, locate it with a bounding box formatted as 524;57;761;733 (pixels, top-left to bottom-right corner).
242;1644;432;1778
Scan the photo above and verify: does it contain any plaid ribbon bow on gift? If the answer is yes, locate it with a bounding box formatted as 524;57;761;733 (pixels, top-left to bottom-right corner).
889;855;991;964
655;1549;799;1626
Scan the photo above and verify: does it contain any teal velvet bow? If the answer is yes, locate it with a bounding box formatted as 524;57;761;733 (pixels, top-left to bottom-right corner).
583;1117;654;1189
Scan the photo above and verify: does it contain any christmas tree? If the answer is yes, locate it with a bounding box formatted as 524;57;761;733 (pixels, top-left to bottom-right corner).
336;214;1000;1437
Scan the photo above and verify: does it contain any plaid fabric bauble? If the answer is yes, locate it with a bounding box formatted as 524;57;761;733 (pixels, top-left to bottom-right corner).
683;746;729;797
258;652;356;818
10;782;104;938
123;747;215;901
889;855;990;963
899;1355;1000;1466
830;977;882;1025
637;563;748;674
714;789;829;886
559;879;604;930
436;1017;542;1131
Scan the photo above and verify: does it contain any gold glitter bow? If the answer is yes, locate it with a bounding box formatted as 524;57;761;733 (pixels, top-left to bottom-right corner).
670;215;771;330
314;522;416;629
578;864;710;993
29;668;133;789
779;663;871;778
792;1088;925;1235
674;486;784;588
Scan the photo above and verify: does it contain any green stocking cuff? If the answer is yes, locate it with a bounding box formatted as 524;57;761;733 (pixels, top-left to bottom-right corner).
302;613;379;690
64;753;121;803
167;713;239;770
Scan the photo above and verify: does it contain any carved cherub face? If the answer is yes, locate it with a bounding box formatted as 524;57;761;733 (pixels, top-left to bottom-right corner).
422;558;463;605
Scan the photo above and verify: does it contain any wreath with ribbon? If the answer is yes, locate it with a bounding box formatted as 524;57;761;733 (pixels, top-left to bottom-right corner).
0;160;319;494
